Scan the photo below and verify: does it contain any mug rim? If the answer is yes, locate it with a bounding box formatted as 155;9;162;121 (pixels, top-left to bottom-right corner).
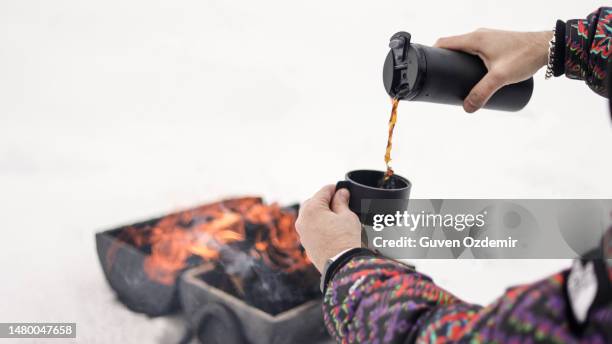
346;169;411;191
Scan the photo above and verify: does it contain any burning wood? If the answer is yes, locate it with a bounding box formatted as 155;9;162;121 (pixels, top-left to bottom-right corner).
103;197;319;315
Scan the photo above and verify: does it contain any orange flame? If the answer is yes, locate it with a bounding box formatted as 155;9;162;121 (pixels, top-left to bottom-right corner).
110;197;311;285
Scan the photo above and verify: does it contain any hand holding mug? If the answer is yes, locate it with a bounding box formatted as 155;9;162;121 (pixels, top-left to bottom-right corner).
296;170;411;271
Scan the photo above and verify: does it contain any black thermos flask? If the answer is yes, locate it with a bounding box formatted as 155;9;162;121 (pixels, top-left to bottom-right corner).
383;32;533;111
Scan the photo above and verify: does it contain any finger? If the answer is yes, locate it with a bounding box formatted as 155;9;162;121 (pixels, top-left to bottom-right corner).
464;72;505;113
309;184;335;209
434;33;481;54
331;188;350;214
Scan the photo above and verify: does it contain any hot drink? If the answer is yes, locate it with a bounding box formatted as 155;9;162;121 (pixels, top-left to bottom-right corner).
379;97;400;188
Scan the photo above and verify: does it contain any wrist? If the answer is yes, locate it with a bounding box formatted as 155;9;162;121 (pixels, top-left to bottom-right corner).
316;244;361;272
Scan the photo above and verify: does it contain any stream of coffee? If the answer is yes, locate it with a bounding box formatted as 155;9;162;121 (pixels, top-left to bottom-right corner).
382;97;400;184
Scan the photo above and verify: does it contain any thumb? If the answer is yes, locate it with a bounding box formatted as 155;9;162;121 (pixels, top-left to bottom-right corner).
331;188;350;214
464;72;505;113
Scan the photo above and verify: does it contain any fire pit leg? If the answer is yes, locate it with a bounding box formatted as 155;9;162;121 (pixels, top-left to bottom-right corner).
193;302;246;344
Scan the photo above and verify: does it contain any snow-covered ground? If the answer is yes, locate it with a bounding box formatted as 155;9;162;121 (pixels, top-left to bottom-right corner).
0;1;609;342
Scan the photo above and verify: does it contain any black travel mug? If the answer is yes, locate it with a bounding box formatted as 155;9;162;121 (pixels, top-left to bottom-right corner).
383;32;533;111
336;170;411;225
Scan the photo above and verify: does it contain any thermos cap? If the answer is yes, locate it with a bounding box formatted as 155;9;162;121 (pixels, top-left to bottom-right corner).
382;32;425;100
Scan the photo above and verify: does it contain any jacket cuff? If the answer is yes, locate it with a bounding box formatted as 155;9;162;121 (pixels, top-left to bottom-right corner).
321;248;375;293
553;19;566;77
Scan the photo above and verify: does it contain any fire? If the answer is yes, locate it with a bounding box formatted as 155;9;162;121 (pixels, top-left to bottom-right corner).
109;197;311;285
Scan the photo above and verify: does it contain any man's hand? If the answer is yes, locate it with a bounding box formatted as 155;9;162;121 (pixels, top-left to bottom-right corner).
295;185;361;272
435;29;552;113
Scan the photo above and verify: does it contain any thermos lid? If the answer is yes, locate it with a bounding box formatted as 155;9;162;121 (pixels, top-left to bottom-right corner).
383;31;425;100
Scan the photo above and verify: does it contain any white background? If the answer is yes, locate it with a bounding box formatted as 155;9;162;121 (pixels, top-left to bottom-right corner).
0;1;610;343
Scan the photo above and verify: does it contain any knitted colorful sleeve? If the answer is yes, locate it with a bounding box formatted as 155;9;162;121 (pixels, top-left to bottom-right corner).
322;255;612;343
557;7;612;97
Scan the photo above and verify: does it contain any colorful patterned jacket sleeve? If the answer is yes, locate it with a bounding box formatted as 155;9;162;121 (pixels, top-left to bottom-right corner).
323;254;612;343
558;7;612;97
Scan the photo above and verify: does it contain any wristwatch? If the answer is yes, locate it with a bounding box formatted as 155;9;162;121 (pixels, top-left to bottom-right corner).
320;247;375;293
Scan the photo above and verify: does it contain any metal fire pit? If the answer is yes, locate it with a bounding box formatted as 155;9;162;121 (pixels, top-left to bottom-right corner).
179;265;330;344
95;198;263;316
96;216;188;316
